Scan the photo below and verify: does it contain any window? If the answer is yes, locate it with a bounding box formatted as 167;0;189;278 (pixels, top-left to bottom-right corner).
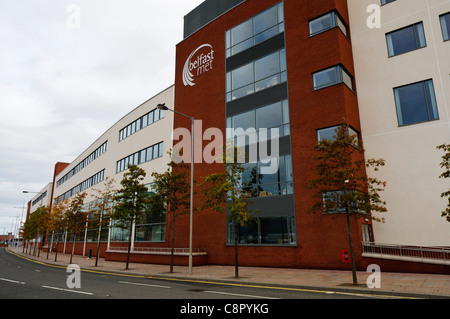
381;0;396;5
317;125;359;143
227;100;290;143
226;2;284;57
309;11;348;37
116;142;164;173
313;65;353;91
394;80;439;126
440;13;450;41
226;49;287;101
386;23;426;57
227;216;296;245
322;190;366;215
56;141;108;187
238;155;294;198
119;108;165;141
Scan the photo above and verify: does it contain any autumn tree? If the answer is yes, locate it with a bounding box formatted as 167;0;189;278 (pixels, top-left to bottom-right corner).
113;165;150;270
90;177;117;266
308;122;387;285
23;206;51;257
199;146;256;278
64;192;88;264
149;159;191;273
437;143;450;222
49;199;70;262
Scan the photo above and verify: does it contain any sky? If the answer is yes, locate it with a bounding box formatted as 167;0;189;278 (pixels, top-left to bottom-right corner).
0;0;205;236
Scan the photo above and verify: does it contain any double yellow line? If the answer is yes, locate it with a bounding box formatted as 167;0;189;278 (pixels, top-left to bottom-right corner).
6;249;413;299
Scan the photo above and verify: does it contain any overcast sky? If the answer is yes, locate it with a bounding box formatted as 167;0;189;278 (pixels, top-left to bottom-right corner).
0;0;205;236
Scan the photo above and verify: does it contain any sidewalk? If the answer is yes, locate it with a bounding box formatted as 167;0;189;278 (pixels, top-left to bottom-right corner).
8;247;450;299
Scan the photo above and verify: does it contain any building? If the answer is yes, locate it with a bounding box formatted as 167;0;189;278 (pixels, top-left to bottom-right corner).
25;0;449;272
173;0;372;270
172;0;449;271
348;0;450;246
24;86;174;257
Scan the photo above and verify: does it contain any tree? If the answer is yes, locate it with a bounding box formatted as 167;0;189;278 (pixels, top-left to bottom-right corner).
199;146;256;278
308;122;387;285
113;165;150;270
49;199;70;262
149;159;191;273
24;206;51;257
64;192;88;264
90;177;117;266
437;143;450;222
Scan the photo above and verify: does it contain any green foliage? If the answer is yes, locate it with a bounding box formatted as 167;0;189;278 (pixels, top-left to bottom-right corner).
112;165;150;229
437;143;450;222
90;177;117;228
199;146;255;228
308;122;387;222
149;160;191;218
23;205;51;240
64;192;88;237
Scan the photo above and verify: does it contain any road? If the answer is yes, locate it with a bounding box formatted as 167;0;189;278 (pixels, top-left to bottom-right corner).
0;247;393;302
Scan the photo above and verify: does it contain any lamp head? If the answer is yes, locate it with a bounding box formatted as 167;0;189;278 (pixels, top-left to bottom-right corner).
157;103;169;111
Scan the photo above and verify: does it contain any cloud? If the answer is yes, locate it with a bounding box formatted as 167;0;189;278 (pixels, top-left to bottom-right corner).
0;0;204;233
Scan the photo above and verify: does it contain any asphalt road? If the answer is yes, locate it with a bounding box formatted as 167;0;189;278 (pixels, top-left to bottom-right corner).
0;247;388;302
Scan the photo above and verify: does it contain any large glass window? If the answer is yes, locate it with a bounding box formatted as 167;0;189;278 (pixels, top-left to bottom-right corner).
394;79;439;126
386;22;426;57
238;155;294;198
227;49;287;101
309;11;348;37
317;125;359;144
227;216;296;245
116;141;164;173
313;65;353;91
226;2;284;57
227;100;290;143
119;108;165;141
440;12;450;41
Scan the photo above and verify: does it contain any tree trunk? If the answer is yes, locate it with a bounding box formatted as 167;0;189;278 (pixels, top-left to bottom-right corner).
346;210;358;285
234;221;239;278
70;234;76;264
126;219;133;270
54;234;59;262
95;214;103;267
170;211;175;273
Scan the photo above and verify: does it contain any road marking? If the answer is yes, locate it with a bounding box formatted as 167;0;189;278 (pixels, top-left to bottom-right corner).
6;249;421;299
42;285;94;296
204;290;280;299
0;278;25;285
119;281;171;289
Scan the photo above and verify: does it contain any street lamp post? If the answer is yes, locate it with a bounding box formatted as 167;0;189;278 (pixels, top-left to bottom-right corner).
157;103;195;275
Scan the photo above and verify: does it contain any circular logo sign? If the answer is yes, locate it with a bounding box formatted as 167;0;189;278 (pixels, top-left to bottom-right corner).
183;44;215;87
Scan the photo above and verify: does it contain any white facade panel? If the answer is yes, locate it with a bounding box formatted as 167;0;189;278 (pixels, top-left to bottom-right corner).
348;0;450;246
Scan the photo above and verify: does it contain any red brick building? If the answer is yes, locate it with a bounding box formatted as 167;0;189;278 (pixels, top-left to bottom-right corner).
170;0;371;270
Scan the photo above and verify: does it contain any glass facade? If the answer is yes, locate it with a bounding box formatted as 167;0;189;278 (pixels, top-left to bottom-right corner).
226;49;287;101
225;2;296;246
227;216;296;245
226;2;284;57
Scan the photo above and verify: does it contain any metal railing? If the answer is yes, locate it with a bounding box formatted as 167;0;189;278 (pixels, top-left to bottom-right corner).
107;246;207;255
362;242;450;264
